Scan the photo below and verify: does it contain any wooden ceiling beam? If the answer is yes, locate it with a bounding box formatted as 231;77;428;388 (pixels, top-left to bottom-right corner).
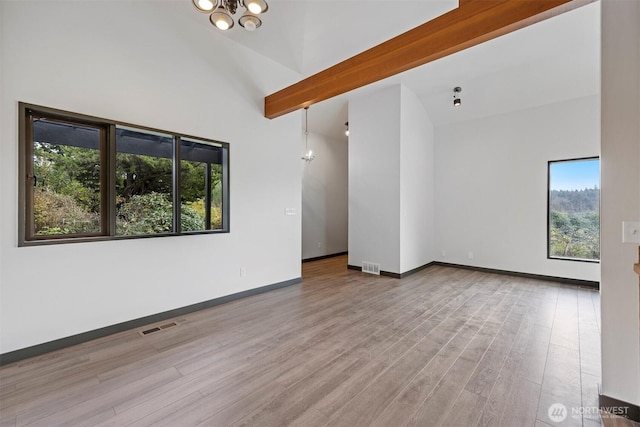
264;0;594;119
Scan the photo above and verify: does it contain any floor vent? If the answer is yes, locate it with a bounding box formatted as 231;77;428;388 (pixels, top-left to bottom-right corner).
140;321;179;336
362;261;381;275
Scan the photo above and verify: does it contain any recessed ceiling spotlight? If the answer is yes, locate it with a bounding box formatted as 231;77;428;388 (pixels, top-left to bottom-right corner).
453;86;462;107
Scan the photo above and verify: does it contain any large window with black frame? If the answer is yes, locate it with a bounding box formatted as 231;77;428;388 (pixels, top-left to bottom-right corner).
19;103;229;245
547;157;600;262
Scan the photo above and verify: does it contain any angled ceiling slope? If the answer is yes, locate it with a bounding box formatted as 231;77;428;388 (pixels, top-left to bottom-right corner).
264;0;596;119
218;0;458;76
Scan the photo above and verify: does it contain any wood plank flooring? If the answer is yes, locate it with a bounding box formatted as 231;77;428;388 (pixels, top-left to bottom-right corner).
0;256;606;426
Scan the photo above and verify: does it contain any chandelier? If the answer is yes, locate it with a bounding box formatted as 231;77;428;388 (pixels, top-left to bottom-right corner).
193;0;269;31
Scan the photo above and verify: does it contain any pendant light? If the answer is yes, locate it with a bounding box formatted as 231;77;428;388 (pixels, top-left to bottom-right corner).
302;107;315;162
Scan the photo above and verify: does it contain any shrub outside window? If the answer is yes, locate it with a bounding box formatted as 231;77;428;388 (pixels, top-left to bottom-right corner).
19;103;229;245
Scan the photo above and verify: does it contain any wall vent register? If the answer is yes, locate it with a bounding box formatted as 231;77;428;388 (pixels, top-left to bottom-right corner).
362;262;381;275
139;322;179;336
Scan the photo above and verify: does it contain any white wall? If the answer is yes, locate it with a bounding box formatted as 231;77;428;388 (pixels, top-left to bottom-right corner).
400;86;435;272
435;95;600;282
301;130;348;260
349;84;435;275
600;0;640;406
0;1;302;354
0;1;5;302
349;86;402;273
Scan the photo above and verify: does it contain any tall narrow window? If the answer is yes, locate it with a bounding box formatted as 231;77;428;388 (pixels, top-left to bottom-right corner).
25;113;107;240
548;157;600;262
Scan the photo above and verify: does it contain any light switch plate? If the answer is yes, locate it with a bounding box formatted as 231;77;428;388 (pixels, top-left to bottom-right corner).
622;221;640;243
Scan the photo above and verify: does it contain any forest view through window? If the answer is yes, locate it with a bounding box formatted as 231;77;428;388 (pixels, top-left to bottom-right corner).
548;157;600;261
20;103;229;245
30;118;105;237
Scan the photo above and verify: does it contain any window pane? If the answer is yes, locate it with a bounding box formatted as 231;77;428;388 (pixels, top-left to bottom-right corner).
115;126;174;235
32;119;102;236
549;158;600;261
180;139;223;231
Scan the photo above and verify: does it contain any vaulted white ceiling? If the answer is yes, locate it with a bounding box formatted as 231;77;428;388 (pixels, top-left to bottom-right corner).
196;0;600;142
217;0;458;76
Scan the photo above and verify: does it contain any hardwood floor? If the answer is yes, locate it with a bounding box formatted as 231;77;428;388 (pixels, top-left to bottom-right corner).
0;255;605;426
602;414;640;427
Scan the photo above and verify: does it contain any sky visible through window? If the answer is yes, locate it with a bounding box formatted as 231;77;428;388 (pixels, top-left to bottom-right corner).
550;158;599;190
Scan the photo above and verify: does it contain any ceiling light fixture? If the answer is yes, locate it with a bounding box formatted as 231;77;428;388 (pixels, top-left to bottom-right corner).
345;122;349;137
302;107;315;162
193;0;268;32
453;86;462;107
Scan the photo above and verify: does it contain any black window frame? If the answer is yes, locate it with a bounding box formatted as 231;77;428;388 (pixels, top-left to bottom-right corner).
18;102;230;246
547;156;600;263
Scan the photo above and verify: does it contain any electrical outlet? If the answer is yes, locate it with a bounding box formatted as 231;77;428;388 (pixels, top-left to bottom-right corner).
622;221;640;243
441;250;446;257
285;208;296;216
468;251;474;260
240;267;247;277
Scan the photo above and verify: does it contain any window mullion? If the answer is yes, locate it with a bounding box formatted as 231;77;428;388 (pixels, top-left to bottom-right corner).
205;163;212;230
222;146;229;231
174;136;181;234
107;124;117;236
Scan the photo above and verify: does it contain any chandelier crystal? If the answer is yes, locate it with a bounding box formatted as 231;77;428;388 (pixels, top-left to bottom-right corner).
193;0;268;31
